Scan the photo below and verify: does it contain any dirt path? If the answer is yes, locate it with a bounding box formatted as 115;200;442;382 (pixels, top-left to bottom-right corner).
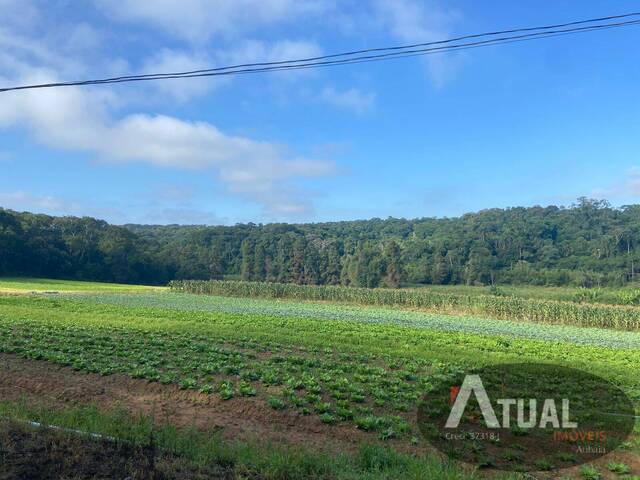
0;353;391;454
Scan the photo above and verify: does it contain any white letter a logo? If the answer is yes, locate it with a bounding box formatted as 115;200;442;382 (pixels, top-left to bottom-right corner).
445;375;500;429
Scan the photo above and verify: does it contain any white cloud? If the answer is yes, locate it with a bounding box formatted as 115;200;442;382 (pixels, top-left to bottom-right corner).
592;167;640;199
140;49;224;102
0;28;76;77
153;185;196;202
0;0;40;31
56;22;104;54
0;0;337;218
373;0;462;87
0;73;334;215
222;39;322;64
143;40;322;102
375;0;451;42
95;0;328;42
0;2;121;82
626;167;640;196
321;86;375;114
0;189;230;225
141;207;224;225
0;191;78;213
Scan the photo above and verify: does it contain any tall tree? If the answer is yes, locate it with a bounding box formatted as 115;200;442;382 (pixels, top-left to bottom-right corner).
383;239;403;288
240;238;254;281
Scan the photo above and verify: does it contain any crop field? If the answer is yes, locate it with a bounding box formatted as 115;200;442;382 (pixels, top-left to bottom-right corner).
0;278;639;479
412;283;640;306
57;292;640;349
171;280;640;329
170;279;640;307
0;277;162;294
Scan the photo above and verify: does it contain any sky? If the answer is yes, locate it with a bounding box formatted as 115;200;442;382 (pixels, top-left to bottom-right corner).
0;0;639;225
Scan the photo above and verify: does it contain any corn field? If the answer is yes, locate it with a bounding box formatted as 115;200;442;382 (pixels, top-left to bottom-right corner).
169;280;640;330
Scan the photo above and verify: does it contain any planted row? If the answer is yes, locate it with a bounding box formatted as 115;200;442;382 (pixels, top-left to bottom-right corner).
169;280;640;330
1;294;638;436
0;304;442;440
72;292;640;349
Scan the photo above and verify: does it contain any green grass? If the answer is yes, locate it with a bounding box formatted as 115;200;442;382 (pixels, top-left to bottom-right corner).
0;277;162;293
5;276;640;305
1;401;521;480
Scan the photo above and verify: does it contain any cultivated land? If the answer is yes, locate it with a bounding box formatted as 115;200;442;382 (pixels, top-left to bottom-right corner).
413;283;640;306
0;277;162;294
0;278;638;479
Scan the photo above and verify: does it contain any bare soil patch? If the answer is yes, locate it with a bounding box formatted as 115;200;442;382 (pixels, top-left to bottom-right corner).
0;354;380;454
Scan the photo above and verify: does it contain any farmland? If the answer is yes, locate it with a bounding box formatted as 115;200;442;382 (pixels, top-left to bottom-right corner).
170;279;640;329
0;278;639;479
0;277;162;294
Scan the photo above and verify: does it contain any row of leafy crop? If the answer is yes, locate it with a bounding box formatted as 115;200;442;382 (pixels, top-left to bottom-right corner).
1;295;639;402
71;292;640;349
1;298;638;471
169;280;640;330
0;309;441;441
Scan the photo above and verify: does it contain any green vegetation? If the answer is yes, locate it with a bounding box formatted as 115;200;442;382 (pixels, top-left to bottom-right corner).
606;461;631;474
0;277;160;293
1;293;638;435
1;402;512;480
74;291;640;348
0;279;638;478
7;198;640;287
170;280;640;330
579;464;602;480
415;283;640;306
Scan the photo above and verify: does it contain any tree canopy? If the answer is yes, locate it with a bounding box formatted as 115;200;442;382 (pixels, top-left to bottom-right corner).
2;198;640;287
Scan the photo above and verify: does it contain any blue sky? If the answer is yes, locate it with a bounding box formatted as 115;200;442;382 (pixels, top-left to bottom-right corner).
1;0;639;225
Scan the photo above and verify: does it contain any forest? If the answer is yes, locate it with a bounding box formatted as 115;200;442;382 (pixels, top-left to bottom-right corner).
2;197;640;288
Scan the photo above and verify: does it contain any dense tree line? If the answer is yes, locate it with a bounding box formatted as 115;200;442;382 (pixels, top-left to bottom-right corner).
0;209;167;284
3;198;640;287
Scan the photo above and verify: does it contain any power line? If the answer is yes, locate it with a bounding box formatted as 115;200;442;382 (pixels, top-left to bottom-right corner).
62;11;640;82
2;12;639;93
94;20;639;82
51;19;640;83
